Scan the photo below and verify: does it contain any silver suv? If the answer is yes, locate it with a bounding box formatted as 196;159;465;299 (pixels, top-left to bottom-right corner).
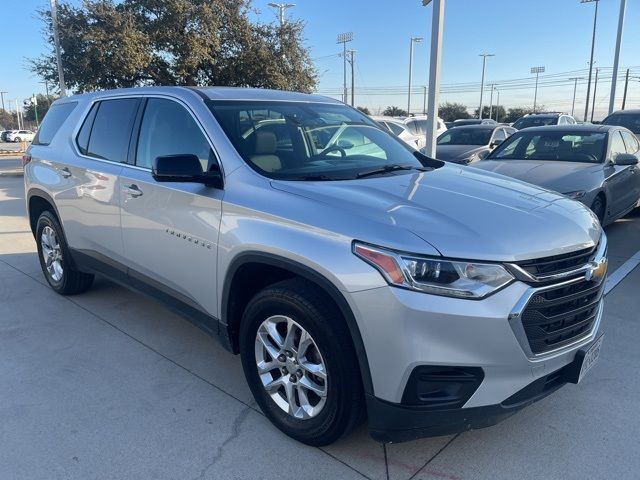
24;87;607;445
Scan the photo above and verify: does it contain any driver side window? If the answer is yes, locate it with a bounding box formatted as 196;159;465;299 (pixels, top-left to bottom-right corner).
609;131;627;161
136;98;216;172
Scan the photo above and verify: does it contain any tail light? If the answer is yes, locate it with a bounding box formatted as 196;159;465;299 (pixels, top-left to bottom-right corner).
21;154;32;167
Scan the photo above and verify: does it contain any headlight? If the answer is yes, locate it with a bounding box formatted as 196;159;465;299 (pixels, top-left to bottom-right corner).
353;242;514;299
563;190;587;200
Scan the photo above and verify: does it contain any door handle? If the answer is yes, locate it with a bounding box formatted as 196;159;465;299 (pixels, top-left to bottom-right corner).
122;184;143;197
59;167;72;178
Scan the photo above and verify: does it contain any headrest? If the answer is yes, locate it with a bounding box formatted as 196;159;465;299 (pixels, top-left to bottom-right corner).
254;131;277;155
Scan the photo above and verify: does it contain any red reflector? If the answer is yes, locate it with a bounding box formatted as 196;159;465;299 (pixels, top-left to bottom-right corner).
21;154;32;166
354;244;405;284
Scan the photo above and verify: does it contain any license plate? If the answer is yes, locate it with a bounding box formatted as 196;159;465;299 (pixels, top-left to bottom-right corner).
577;333;604;383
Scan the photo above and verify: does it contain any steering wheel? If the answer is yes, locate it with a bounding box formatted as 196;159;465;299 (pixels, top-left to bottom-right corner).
318;145;347;159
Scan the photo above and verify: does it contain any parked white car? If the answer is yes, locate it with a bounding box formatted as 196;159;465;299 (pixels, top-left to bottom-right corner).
371;116;424;149
403;115;447;139
6;130;36;143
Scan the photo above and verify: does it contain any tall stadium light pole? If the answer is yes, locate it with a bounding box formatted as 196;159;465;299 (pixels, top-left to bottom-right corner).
569;77;584;116
591;68;599;121
50;0;67;97
407;36;423;115
531;66;545;113
621;68;630;110
582;0;599;122
478;53;494;119
337;32;353;104
608;0;627;115
267;3;295;27
423;0;445;157
347;49;356;106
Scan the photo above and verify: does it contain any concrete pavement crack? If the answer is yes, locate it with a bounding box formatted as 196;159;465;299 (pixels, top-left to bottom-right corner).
407;434;460;480
192;405;252;480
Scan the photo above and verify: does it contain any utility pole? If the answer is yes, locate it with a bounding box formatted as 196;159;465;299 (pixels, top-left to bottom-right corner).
346;49;356;106
488;84;495;120
495;87;500;122
423;0;445;157
337;32;353;104
582;0;599;122
32;95;40;128
267;3;295;28
13;99;22;129
50;0;67;97
408;36;423;115
591;68;599;121
0;91;6;113
423;86;427;115
40;80;50;97
622;68;630;110
569;77;584;116
531;66;545;113
478;53;494;119
608;0;627;115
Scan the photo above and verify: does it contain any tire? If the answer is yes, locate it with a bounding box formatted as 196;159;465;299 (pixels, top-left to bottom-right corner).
36;211;94;295
14;137;21;143
590;194;606;224
239;278;364;446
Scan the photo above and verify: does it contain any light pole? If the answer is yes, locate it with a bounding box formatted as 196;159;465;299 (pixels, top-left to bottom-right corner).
267;3;295;27
591;68;599;121
336;32;353;104
407;36;423;115
530;66;545;113
581;0;599;122
50;0;67;97
488;83;495;120
40;81;50;97
347;49;356;106
0;91;6;113
494;87;501;122
569;77;584;116
622;68;630;110
423;86;427;115
422;0;445;157
608;0;627;115
478;53;494;119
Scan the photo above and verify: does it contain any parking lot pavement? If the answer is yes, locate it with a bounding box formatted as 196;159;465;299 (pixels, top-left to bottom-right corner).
1;172;639;480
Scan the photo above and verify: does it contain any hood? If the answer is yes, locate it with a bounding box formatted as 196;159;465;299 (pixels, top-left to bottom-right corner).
436;145;487;163
473;160;603;194
271;165;601;262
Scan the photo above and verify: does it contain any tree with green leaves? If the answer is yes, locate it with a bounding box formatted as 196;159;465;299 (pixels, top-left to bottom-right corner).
438;102;469;122
30;0;317;93
502;106;542;124
357;106;371;115
24;94;58;122
382;106;407;117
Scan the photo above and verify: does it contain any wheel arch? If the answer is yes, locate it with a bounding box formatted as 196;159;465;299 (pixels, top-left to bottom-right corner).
221;251;374;395
27;189;62;237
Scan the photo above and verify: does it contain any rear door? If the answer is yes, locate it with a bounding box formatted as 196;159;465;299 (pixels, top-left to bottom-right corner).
118;96;223;320
54;97;140;263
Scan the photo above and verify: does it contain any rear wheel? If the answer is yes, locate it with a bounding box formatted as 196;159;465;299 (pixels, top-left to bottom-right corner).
36;211;94;295
239;278;364;446
590;194;606;224
14;137;21;143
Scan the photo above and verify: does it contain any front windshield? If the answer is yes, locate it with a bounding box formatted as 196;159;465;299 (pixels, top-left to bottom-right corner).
437;127;493;146
487;131;606;163
602;113;640;134
207;101;424;180
513;116;557;129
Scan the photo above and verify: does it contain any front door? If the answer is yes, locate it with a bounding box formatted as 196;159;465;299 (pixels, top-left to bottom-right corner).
119;97;224;320
605;130;639;216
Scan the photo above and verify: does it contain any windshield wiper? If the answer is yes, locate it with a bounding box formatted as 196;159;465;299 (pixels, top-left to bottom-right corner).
356;164;427;179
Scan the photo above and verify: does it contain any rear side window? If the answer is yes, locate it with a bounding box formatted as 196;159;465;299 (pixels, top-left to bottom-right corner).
32;102;77;146
79;98;139;162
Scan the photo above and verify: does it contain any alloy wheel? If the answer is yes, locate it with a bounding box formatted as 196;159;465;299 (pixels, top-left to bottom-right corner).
254;315;328;419
41;225;64;282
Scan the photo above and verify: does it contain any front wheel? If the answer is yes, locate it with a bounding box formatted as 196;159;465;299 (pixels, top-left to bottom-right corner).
239;279;364;446
14;137;21;143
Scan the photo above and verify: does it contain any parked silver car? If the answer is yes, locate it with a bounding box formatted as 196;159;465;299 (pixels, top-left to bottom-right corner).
434;124;516;164
25;87;607;445
475;125;640;225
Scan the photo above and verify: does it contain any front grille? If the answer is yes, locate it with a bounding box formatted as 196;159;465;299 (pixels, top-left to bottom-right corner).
521;279;603;354
515;245;596;278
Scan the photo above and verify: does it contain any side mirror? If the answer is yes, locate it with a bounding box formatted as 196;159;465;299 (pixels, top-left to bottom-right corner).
614;153;639;166
490;138;503;148
337;139;355;149
152;154;223;188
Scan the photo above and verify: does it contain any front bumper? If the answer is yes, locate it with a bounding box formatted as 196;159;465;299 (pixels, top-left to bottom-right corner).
347;243;606;442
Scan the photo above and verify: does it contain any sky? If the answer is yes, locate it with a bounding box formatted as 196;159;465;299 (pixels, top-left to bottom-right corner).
1;0;639;120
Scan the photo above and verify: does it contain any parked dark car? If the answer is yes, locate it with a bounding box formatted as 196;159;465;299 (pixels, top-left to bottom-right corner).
513;112;576;130
434;124;516;164
602;109;640;140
